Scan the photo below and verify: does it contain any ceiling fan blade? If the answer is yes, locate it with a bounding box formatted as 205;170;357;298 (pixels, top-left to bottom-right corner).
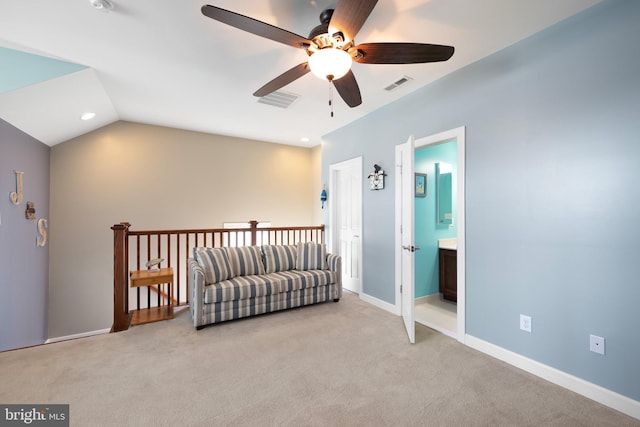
201;5;311;49
354;42;454;64
329;0;378;43
253;62;311;97
333;70;362;108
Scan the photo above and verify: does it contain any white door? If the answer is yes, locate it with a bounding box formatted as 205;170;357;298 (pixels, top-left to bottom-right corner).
330;157;362;294
396;135;416;343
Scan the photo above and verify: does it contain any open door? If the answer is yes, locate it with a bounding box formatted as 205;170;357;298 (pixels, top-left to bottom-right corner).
396;135;416;343
329;157;363;295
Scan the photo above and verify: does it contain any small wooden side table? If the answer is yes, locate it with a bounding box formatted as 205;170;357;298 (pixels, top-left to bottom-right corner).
130;267;175;325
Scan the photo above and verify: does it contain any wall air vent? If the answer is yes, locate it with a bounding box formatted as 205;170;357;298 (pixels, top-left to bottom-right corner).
257;91;299;109
384;75;413;92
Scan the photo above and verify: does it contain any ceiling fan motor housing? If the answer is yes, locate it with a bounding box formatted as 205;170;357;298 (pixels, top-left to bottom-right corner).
308;9;348;51
309;9;333;40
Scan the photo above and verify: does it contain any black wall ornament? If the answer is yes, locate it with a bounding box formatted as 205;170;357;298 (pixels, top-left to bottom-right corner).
367;164;386;190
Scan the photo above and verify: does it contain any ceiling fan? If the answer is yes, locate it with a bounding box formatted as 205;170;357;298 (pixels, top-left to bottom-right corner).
201;0;454;109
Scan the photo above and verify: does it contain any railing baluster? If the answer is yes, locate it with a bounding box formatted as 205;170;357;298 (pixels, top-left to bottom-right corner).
156;234;161;307
167;233;172;306
176;233;180;306
146;235;151;309
136;236;141;311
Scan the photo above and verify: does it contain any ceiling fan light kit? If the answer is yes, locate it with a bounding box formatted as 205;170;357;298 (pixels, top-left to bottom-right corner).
201;1;454;110
308;48;352;81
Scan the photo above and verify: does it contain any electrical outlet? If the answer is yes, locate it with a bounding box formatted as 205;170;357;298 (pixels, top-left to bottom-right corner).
590;335;605;355
520;314;532;333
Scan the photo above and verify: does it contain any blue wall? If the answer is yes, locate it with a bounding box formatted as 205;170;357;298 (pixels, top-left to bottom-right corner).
322;0;640;402
415;141;457;297
0;119;50;352
0;47;86;93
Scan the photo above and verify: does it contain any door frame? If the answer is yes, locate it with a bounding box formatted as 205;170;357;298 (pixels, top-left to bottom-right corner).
394;126;466;343
329;156;363;295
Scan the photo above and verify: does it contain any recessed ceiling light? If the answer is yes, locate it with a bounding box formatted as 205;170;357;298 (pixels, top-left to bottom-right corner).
300;137;310;143
81;112;96;121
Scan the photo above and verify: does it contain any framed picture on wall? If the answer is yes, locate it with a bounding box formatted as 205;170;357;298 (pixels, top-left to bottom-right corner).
415;173;427;197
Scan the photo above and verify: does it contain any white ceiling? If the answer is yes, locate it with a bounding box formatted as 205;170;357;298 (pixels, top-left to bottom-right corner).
0;0;600;148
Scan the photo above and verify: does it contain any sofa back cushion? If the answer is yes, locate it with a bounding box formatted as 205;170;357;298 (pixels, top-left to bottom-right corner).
295;242;328;271
262;245;297;274
225;246;265;277
194;247;234;284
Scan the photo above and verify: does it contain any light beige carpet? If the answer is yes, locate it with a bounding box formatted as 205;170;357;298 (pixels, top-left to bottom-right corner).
1;293;637;426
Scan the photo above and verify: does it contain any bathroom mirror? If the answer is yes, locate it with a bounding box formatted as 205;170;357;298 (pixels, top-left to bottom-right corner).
436;162;453;225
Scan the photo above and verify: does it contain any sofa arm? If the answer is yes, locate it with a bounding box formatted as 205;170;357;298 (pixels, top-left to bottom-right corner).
188;258;206;328
326;253;342;301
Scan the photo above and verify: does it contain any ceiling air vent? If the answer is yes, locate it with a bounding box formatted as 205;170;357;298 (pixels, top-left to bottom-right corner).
257;91;299;109
384;75;413;92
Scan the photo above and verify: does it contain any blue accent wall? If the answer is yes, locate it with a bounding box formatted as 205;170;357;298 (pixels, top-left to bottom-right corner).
322;0;640;402
415;141;457;297
0;119;50;352
0;47;86;93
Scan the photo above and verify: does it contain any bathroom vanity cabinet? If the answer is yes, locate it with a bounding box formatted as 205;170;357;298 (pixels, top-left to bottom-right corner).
439;248;457;303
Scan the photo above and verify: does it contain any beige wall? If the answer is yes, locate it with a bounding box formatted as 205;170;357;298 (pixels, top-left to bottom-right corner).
49;121;320;338
311;144;322;224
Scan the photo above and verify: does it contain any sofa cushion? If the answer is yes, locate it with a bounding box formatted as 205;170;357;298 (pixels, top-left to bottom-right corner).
270;270;335;293
204;274;277;304
194;247;233;284
204;270;336;304
226;246;265;277
262;244;297;274
295;242;328;271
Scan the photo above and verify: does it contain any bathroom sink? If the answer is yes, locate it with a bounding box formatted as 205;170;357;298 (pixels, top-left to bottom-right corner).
438;238;457;250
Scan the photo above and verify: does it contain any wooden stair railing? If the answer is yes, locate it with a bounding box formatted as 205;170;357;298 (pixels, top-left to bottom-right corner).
111;221;325;332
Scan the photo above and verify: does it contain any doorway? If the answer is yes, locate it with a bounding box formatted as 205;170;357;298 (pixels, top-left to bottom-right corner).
396;127;466;343
329;157;363;295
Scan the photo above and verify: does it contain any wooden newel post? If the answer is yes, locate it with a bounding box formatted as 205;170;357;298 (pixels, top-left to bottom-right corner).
111;222;132;332
249;220;259;246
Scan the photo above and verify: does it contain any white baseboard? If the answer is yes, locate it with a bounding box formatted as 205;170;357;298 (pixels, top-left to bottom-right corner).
351;293;638;420
465;335;640;420
360;292;400;315
45;328;111;344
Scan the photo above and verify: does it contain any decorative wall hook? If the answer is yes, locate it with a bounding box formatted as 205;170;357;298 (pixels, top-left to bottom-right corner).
9;170;24;205
25;201;36;220
37;218;48;247
368;164;386;190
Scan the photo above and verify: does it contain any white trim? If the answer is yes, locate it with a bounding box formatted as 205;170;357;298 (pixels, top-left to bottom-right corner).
409;126;466;344
45;328;111;344
465;335;640;420
329;156;363;295
361;291;400;316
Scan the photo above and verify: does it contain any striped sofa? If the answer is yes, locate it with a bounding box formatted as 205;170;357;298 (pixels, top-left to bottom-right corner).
189;242;341;329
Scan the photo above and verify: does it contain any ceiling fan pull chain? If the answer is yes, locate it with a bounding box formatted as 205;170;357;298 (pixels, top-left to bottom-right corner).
329;80;334;118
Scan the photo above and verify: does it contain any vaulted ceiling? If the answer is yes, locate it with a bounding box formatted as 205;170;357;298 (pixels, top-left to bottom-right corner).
0;0;600;147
